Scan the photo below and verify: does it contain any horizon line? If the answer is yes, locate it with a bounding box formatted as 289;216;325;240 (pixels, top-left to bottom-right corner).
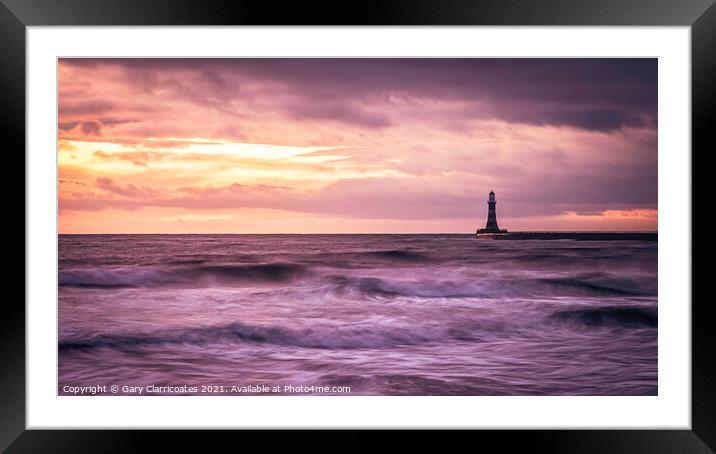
57;230;659;235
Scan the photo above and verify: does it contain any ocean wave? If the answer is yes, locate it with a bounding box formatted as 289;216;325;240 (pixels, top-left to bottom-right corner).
323;274;655;299
535;276;655;296
59;262;306;288
196;263;305;282
326;275;490;298
550;306;657;328
58;319;506;351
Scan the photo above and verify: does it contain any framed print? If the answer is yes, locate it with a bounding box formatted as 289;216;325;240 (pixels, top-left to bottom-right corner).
6;0;711;451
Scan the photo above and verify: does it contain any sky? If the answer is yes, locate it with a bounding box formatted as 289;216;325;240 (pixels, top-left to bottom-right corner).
58;58;657;233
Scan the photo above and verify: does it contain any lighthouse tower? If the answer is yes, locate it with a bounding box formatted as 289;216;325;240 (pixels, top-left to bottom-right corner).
476;191;507;235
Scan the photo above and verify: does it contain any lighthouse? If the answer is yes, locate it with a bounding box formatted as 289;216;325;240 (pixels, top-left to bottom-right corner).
476;191;507;236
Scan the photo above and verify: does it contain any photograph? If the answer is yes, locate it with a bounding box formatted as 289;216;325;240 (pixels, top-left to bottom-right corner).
57;57;658;396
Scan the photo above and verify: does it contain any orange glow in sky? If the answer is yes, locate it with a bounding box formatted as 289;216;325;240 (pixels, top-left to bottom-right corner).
58;59;658;233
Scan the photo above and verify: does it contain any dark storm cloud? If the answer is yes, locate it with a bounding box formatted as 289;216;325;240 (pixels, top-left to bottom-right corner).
60;58;657;132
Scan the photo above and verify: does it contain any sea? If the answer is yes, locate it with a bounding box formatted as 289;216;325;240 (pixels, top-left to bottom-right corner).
58;234;658;396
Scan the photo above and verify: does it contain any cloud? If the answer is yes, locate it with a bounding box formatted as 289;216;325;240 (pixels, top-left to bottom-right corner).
566;209;658;219
58;121;80;132
59;58;656;133
287;99;393;129
92;150;163;167
63;177;510;220
81;121;102;136
95;178;159;199
477;103;653;132
98;117;139;127
59;100;115;116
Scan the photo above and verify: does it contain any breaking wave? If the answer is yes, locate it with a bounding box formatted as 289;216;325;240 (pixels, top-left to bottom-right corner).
324;274;655;299
550;306;657;328
59;263;307;288
59;319;507;351
58;303;656;353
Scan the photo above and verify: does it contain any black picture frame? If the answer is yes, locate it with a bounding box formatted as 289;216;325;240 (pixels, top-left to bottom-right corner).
4;0;710;451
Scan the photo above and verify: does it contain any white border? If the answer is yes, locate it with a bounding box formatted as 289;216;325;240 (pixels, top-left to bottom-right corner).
27;26;691;429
